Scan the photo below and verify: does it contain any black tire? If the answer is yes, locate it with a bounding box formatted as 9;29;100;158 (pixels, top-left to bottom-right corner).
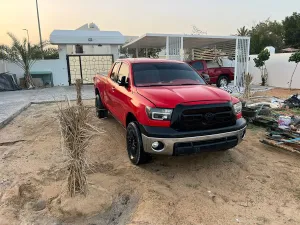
95;94;108;118
126;122;151;165
217;75;229;87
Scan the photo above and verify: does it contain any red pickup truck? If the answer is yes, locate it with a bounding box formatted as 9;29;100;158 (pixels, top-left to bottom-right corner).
186;60;234;87
94;58;246;165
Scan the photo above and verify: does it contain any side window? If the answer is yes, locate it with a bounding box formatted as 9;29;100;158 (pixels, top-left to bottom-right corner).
191;61;204;70
110;62;120;81
117;63;129;83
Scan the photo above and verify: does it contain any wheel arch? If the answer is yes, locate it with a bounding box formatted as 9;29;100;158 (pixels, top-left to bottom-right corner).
126;112;138;127
95;87;100;95
219;74;230;79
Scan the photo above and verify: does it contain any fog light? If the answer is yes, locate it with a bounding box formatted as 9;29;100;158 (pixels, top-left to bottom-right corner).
152;142;159;148
151;141;164;151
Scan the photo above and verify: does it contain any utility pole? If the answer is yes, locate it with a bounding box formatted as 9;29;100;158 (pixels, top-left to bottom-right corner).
36;0;43;58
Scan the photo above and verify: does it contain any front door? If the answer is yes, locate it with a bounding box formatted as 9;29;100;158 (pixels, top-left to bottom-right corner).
106;62;120;114
111;62;131;122
190;61;205;74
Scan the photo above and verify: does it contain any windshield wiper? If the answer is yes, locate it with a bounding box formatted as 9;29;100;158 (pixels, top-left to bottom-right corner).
139;83;202;87
138;84;164;87
179;83;201;86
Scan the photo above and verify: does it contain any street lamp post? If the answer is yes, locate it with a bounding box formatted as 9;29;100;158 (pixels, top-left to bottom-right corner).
36;0;43;57
22;29;29;43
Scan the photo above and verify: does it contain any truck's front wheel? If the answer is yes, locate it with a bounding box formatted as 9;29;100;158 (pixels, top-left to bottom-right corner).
126;122;151;165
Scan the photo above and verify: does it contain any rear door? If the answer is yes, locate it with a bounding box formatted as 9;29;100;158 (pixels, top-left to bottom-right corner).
112;62;131;122
106;62;121;114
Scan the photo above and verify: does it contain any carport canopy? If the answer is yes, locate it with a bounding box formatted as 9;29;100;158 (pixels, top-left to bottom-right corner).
123;33;243;50
123;33;250;88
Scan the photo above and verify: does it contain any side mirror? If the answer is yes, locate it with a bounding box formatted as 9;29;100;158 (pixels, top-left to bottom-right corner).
119;76;129;87
202;73;210;83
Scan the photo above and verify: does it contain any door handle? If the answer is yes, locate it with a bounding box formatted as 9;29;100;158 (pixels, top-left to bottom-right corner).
111;87;115;91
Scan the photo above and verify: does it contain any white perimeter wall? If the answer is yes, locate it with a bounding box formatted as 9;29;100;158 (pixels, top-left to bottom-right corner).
0;59;69;86
249;53;300;89
0;43;120;87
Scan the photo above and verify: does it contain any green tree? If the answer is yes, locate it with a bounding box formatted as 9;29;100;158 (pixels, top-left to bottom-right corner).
250;19;284;54
253;49;270;86
43;47;59;59
288;52;300;89
282;12;300;48
237;26;250;36
0;33;43;88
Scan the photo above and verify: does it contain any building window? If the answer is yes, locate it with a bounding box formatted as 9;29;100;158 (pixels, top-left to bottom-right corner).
75;44;83;54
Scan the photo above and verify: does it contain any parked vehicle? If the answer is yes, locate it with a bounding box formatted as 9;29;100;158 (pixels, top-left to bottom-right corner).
94;58;246;165
186;60;234;87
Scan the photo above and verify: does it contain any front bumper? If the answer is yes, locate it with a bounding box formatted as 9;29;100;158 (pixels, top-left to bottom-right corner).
141;118;247;156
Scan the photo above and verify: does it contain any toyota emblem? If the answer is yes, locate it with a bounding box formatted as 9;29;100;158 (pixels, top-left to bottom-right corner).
204;112;215;121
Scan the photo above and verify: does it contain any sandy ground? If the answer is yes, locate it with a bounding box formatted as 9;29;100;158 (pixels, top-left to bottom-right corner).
253;88;300;99
1;100;300;225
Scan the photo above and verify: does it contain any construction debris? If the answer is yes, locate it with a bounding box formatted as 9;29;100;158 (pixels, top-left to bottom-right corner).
242;94;300;154
284;94;300;108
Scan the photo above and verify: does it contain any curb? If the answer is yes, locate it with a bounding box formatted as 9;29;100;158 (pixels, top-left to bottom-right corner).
0;102;31;129
31;97;94;104
0;98;95;129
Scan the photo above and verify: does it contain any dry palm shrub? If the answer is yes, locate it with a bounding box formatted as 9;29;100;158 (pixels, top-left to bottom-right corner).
243;73;253;99
58;102;97;197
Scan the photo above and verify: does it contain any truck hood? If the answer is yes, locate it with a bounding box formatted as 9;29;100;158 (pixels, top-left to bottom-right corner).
137;85;232;108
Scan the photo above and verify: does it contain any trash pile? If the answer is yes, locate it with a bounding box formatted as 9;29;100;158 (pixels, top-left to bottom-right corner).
242;94;300;154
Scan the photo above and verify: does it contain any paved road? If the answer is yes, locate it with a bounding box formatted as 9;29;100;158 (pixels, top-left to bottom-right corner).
0;85;94;127
0;84;272;128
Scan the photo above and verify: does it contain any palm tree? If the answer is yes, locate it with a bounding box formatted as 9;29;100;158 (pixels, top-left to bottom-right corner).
237;26;250;36
0;32;43;88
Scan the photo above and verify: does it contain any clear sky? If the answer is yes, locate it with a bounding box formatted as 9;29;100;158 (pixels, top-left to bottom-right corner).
0;0;297;45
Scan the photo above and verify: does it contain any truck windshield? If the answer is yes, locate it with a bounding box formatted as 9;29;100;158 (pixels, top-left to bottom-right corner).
132;62;206;87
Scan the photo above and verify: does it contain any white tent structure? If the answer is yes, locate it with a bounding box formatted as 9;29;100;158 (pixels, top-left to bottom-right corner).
123;33;250;87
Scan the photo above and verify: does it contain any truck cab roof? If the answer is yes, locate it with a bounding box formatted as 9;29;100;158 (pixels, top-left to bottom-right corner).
117;58;186;64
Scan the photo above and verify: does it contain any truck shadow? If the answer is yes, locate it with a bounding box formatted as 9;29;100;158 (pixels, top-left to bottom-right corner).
141;149;237;173
99;113;245;179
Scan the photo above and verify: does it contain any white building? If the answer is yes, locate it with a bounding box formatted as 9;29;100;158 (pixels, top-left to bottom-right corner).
0;23;126;86
50;22;123;58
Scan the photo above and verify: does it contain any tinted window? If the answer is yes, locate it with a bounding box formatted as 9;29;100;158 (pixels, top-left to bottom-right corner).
191;61;204;70
117;63;129;83
132;63;205;87
110;62;120;81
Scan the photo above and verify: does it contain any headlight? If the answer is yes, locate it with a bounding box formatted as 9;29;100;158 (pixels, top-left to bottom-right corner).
233;102;242;114
146;106;173;121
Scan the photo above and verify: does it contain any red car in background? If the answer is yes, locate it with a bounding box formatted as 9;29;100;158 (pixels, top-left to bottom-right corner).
186;60;234;87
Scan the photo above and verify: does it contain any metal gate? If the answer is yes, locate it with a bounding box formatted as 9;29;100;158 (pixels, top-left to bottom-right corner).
66;54;114;85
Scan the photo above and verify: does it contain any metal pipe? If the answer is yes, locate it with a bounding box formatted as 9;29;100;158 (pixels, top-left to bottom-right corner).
234;38;238;86
166;36;169;59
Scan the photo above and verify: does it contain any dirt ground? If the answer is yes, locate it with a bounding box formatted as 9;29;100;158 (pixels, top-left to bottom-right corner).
253;87;300;99
1;100;300;225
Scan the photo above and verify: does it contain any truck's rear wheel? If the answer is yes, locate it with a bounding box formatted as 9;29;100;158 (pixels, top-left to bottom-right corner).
217;75;229;87
126;122;151;165
95;94;108;118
